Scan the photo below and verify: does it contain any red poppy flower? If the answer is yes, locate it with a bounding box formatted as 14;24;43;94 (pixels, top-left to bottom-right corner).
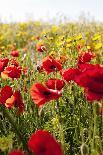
30;83;61;107
11;50;19;57
28;130;64;155
0;85;13;104
13;91;25;113
1;65;21;79
5;95;15;108
42;56;62;74
0;58;9;73
45;78;65;90
78;51;95;65
77;62;102;75
75;65;103;101
0;85;24;113
36;42;46;52
8;150;26;155
61;68;81;82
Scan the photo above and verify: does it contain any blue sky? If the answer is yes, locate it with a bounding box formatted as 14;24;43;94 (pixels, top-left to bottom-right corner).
0;0;103;22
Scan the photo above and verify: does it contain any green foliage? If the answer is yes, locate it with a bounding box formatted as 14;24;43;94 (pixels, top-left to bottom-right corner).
0;21;103;155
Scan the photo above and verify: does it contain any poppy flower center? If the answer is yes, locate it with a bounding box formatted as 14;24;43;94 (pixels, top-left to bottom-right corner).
50;65;56;69
44;91;51;96
40;145;47;153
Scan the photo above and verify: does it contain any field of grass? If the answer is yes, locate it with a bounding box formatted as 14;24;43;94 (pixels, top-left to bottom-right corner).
0;21;103;155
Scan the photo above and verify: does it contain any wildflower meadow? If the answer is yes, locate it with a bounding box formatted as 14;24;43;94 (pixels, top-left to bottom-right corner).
0;21;103;155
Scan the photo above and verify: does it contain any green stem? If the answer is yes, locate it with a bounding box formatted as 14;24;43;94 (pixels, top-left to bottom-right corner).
92;103;98;154
1;106;31;154
55;101;65;153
